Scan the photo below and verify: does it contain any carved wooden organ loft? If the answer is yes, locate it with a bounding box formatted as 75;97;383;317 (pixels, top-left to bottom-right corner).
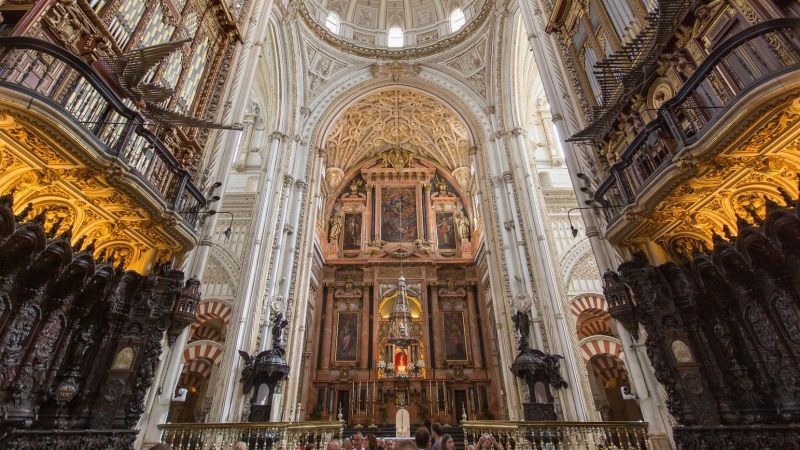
0;193;199;449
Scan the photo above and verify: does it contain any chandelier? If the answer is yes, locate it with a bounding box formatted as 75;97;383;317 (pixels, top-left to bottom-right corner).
385;89;419;350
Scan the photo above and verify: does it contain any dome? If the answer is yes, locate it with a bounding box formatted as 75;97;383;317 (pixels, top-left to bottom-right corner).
299;0;491;58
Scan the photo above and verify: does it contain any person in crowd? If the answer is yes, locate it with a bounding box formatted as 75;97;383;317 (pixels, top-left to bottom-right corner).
467;445;474;450
430;423;443;450
441;434;455;450
367;433;378;450
415;426;431;450
378;438;386;450
307;443;317;450
386;439;394;450
234;443;247;450
395;441;418;450
328;441;342;450
343;438;353;450
477;434;502;450
354;432;365;450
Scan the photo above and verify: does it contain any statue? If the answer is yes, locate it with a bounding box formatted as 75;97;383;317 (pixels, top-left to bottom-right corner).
456;211;470;240
345;276;354;292
271;312;289;353
434;178;449;196
511;310;530;351
414;238;433;254
348;178;363;195
328;215;342;242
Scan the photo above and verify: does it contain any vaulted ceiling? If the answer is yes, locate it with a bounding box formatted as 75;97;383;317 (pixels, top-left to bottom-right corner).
324;88;472;173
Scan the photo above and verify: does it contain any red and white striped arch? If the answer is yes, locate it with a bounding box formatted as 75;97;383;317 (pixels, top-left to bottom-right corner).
191;323;223;342
183;359;213;379
570;295;608;316
580;336;622;364
180;372;206;388
578;317;613;339
590;354;629;384
182;341;224;366
191;301;233;331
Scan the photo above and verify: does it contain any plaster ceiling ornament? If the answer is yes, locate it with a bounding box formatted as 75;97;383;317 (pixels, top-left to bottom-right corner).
325;89;471;173
370;62;422;81
451;166;472;191
325;167;345;189
299;0;492;59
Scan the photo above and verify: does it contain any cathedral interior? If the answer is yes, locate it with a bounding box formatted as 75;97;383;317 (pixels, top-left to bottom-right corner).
0;0;798;449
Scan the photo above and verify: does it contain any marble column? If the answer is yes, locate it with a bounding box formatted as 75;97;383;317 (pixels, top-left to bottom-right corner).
465;282;482;368
360;283;371;368
429;283;443;369
321;284;335;369
516;0;673;446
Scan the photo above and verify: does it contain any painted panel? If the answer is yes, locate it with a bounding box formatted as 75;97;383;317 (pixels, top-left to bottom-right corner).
381;187;418;242
343;213;362;250
335;312;359;362
436;211;456;249
443;311;468;361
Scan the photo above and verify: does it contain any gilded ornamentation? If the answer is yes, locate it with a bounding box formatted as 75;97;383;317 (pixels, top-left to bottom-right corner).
381;148;414;170
325;89;470;173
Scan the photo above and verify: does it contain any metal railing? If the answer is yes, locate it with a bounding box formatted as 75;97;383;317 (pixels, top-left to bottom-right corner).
0;37;206;228
158;421;345;450
462;420;650;450
594;19;800;226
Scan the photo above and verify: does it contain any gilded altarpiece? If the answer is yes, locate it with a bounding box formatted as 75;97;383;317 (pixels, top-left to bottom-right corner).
305;150;499;425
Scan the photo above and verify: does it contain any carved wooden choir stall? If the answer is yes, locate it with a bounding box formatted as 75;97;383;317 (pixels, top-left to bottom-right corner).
0;194;199;449
604;189;800;448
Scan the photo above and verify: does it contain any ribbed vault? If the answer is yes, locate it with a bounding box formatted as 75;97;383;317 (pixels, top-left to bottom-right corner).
324;88;471;173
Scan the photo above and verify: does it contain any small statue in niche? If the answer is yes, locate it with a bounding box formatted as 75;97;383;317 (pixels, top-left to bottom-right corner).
434;178;450;196
345;277;354;292
447;276;456;291
347;178;363;196
456;210;470;240
329;215;342;242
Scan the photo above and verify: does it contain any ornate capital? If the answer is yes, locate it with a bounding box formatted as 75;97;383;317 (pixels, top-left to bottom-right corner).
283;175;295;187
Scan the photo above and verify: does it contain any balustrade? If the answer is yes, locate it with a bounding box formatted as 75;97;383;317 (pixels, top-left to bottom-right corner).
0;37;205;228
158;421;345;450
462;420;650;450
594;19;800;225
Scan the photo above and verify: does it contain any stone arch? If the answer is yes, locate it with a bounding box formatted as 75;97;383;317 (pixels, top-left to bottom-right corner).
579;335;622;364
192;300;233;330
588;354;629;384
569;295;608;316
183;358;213;379
182;340;224;366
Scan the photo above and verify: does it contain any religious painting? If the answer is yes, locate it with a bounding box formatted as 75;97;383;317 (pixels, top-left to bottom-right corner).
335;312;359;362
343;213;362;250
443;312;468;361
381;187;418;242
436;212;457;249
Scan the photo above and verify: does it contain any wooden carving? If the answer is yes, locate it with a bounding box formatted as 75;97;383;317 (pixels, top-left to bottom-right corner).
605;190;800;447
0;193;197;449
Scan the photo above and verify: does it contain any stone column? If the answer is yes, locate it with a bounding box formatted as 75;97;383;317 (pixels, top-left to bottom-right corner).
423;183;433;241
321;284;336;369
361;283;371;368
429;282;443;369
516;0;673;446
465;282;482;368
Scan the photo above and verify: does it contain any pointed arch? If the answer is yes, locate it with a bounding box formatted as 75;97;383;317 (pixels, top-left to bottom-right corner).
569;295;608;316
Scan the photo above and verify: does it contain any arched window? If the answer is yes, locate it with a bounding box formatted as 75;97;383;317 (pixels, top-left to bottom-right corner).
387;26;404;48
325;12;340;34
450;8;466;32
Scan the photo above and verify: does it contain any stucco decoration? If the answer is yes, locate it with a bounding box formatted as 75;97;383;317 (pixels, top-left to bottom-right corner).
325;88;471;173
